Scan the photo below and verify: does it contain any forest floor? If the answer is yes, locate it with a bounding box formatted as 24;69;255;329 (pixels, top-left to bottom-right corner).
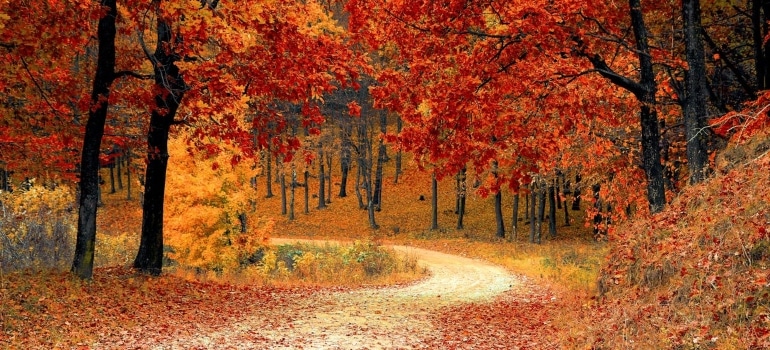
101;239;560;349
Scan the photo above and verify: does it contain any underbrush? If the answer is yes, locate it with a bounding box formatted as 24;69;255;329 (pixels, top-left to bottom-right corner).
572;132;770;349
174;240;425;288
0;184;75;273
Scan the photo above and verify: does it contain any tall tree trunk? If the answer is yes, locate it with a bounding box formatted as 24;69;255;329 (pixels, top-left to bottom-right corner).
265;151;274;198
72;0;117;279
393;116;403;184
571;174;581;211
536;185;545;244
456;168;466;230
126;147;132;200
430;173;439;231
373;112;387;211
529;185;537;243
548;183;557;238
494;190;505;238
133;15;188;275
581;0;666;213
280;165;287;215
752;0;767;90
116;154;123;190
682;0;710;184
355;162;364;209
318;143;326;209
339;121;352;197
325;155;332;204
289;167;296;221
109;165;116;194
511;193;519;241
304;170;310;214
593;184;603;236
561;173;570;226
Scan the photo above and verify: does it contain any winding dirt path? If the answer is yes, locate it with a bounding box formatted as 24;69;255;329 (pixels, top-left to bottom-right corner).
163;239;520;349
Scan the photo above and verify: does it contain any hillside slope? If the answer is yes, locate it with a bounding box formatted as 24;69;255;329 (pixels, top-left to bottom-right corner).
582;133;770;348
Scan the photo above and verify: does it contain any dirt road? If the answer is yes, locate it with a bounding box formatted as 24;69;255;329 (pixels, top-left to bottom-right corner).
162;239;520;349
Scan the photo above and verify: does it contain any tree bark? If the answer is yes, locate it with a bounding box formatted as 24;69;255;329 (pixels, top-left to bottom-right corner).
529;185;537;243
393;116;403;184
280;165;287;215
265;151;274;198
318;142;326;209
511;192;519;241
581;0;666;213
289;166;296;220
430;173;439;231
339;120;352;197
494;190;505;238
133;15;187;275
325;154;332;204
536;185;545;243
304;170;310;214
548;183;557;238
72;0;117;279
682;0;710;184
126;147;132;200
373;112;387;211
456;168;466;230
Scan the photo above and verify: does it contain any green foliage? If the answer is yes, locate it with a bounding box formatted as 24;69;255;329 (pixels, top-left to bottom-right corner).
0;183;75;272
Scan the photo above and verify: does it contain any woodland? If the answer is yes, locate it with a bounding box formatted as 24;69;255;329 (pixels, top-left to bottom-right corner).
1;0;770;348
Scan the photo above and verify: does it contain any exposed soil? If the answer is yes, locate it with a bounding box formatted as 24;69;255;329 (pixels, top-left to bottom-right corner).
158;239;521;349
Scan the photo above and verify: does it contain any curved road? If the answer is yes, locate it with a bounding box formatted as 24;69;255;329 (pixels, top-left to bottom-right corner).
164;239;519;349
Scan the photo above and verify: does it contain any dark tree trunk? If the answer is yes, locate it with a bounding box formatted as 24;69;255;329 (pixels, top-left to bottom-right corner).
572;174;581;210
280;166;287;215
430;173;439;231
752;0;767;90
393;116;403;184
339;121;352;197
356;118;378;228
126;147;132;200
536;186;545;243
109;165;116;194
72;0;117;279
373;112;387;211
116;155;123;190
548;183;557;238
494;190;505;238
581;0;666;213
511;193;519;241
561;173;570;226
318;143;326;209
593;184;603;236
133;17;187;275
682;0;710;184
289;168;296;221
456;168;466;230
304;170;310;214
325;155;332;204
529;186;537;243
265;151;274;198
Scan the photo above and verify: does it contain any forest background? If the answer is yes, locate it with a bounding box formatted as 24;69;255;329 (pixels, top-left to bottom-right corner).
1;0;770;348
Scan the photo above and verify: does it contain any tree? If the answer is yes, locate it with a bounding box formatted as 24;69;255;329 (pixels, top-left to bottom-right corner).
681;0;710;184
72;0;118;279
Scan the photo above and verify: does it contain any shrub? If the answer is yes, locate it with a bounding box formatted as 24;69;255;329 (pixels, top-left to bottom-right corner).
0;183;75;272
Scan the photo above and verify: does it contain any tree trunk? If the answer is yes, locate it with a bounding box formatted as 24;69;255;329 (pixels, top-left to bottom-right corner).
325;155;332;204
116;154;123;190
572;174;581;210
109;165;116;194
430;173;439;231
536;186;545;243
456;168;466;230
304;170;310;214
561;173;570;226
339;121;352;197
318;143;326;210
752;0;767;90
265;151;274;198
682;0;710;184
280;166;287;215
529;186;537;243
593;184;603;236
548;183;557;238
72;0;117;279
494;190;505;238
133;15;188;275
393;116;403;184
373;112;387;211
355;162;364;209
289;167;296;221
511;193;519;241
126;147;132;200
